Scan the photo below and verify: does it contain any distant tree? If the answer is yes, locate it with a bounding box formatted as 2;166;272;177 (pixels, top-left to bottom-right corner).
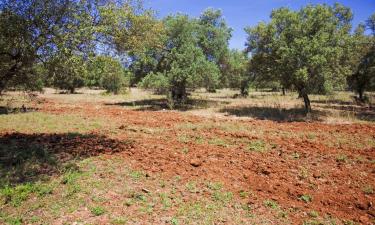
87;56;129;94
0;0;163;94
221;50;249;95
347;14;375;101
0;0;84;93
139;14;219;104
245;4;353;113
49;54;87;93
197;8;232;89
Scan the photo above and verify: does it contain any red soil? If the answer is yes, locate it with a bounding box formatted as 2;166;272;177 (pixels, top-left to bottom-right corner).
24;99;375;223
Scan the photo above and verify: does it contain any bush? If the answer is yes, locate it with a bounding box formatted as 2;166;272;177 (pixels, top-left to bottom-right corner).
139;72;170;94
87;56;130;94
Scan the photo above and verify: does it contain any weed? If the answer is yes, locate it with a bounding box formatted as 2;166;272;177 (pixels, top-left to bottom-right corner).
308;211;319;218
90;206;106;216
160;193;172;209
182;147;189;154
212;191;233;203
171;217;179;225
4;216;23;225
306;133;316;140
336;154;348;163
111;217;128;224
363;185;374;195
291;152;300;159
246;140;266;153
185;181;198;193
299;194;313;203
207;182;223;191
343;220;357;225
36;183;54;196
298;167;309;180
208;138;228;147
0;183;35;207
264;199;278;209
303;220;324;225
278;210;288;218
239;190;250;198
129;170;144;180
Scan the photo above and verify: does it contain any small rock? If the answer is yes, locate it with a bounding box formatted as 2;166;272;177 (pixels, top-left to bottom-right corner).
190;159;202;167
356;201;369;210
359;215;369;223
313;173;321;178
142;188;150;193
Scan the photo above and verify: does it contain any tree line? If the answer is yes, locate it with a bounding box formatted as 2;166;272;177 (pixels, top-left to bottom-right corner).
1;0;374;112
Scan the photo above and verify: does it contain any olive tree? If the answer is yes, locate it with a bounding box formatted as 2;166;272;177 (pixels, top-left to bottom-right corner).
245;4;353;113
347;13;375;101
140;14;219;104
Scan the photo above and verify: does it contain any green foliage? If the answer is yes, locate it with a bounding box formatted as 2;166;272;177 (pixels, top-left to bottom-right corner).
299;194;313;203
221;50;248;94
0;0;163;94
139;71;169;94
88;56;129;94
245;3;353;112
347;15;375;101
90;206;106;216
139;14;220;104
49;54;87;93
264;199;279;209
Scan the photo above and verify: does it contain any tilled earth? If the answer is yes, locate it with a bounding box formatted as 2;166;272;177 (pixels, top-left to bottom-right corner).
1;97;375;224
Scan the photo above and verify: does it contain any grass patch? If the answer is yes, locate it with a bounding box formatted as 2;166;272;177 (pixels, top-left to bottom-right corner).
0;112;114;134
299;194;313;203
90;206;106;216
264;199;279;209
246;140;267;153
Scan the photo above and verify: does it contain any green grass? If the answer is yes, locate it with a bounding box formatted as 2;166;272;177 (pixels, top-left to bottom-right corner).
90;206;106;216
246;140;267;153
264;199;279;209
299;194;313;203
0;112;115;134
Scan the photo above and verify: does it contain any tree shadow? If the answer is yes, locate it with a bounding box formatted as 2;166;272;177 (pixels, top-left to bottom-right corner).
0;106;38;115
311;99;356;106
107;98;229;111
220;106;325;122
316;104;375;122
0;132;134;186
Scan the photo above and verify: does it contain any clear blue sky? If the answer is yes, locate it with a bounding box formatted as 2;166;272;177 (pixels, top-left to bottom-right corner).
144;0;375;50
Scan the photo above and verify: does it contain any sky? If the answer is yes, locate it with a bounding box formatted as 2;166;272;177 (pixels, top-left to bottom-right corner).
144;0;375;50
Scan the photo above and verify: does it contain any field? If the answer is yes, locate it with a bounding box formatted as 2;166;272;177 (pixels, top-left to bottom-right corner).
0;88;374;225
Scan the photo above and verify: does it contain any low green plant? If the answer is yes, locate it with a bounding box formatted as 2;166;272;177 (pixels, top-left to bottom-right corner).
264;199;278;209
129;170;144;180
207;182;223;191
299;194;313;203
308;210;319;218
246;140;266;153
212;191;233;203
90;206;106;216
336;154;348;163
0;183;35;207
363;185;374;195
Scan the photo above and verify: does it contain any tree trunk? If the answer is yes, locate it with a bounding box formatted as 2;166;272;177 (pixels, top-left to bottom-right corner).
358;88;364;102
301;92;311;114
240;80;249;96
70;87;75;94
282;87;286;96
171;85;187;104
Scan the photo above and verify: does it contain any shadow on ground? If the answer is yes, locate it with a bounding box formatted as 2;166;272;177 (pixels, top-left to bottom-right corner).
107;98;229;111
0;106;38;115
0;132;134;186
220;106;325;122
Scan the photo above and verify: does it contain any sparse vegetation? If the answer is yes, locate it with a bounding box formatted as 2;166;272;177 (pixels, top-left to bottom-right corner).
0;0;374;224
